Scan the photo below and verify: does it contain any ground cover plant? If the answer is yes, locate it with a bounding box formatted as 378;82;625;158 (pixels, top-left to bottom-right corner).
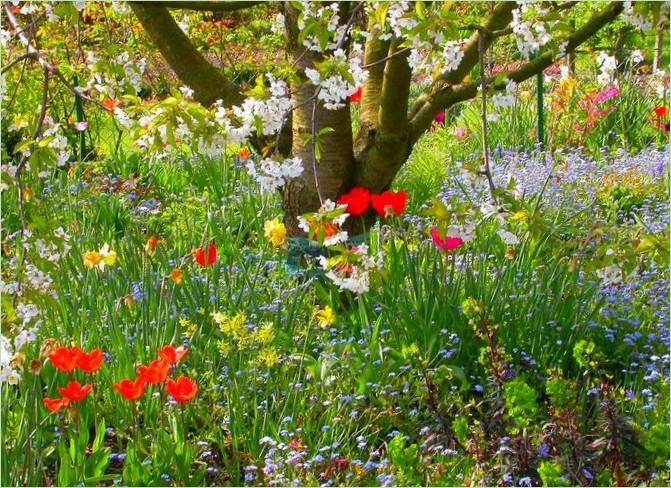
1;1;669;486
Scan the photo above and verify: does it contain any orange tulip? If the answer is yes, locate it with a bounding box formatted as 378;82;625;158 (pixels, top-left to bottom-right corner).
43;397;69;412
57;380;93;402
76;348;104;373
113;377;147;401
49;346;83;372
137;359;170;384
166;375;198;403
157;345;188;365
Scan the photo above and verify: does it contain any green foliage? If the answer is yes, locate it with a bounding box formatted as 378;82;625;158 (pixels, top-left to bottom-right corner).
387;433;421;485
537;461;569;487
503;378;538;431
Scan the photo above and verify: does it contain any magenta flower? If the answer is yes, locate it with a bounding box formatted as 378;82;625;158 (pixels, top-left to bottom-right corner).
434;111;446;125
430;227;463;251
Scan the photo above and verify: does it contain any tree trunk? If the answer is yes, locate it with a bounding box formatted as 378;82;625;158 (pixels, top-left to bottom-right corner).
282;6;354;236
653;30;663;72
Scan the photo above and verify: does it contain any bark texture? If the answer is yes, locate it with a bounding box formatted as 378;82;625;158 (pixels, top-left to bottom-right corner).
130;3;243;107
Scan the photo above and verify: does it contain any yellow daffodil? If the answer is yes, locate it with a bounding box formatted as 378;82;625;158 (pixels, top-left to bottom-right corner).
82;243;117;270
82;250;103;269
313;306;336;329
264;218;287;247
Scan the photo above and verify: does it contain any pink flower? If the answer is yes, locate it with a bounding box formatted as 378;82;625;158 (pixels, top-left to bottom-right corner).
454;127;468;139
430;227;463;251
74;121;89;132
434;111;446;125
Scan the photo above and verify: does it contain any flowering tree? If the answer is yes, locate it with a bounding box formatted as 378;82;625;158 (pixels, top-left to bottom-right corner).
128;1;638;233
3;1;663;234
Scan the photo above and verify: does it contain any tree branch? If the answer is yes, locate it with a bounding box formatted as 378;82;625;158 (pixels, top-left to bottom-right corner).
356;17;390;144
408;1;625;145
408;2;517;122
2;3;109;111
138;1;262;12
355;37;412;191
130;3;243;107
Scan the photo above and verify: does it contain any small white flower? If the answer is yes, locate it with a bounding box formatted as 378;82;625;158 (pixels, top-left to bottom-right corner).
497;229;520;245
596;264;621;286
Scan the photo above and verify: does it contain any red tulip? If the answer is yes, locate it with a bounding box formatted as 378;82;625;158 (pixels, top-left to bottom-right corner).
137;359;170;384
348;86;362;103
371;190;407;218
43;397;69;412
48;346;83;372
57;380;93;402
113;377;147;401
430;226;463;251
76;348;104;373
166;376;198;403
337;187;370;216
654;106;668;117
158;345;188;365
192;242;217;267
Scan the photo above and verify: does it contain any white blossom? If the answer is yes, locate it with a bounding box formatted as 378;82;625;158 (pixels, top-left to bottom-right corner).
246;157;304;192
511;3;552;59
497;229;520;245
304;49;367;110
441;40;465;73
621;1;652;30
596;52;618;86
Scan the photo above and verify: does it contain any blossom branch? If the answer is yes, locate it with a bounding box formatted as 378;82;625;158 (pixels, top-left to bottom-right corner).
407;1;625;145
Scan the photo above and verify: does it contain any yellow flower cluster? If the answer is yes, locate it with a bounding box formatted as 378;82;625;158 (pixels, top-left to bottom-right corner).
180;317;197;337
599;168;650;199
212;311;247;338
212;311;280;367
257;348;280;367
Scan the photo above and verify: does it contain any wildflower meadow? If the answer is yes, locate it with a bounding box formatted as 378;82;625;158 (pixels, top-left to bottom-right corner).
1;1;670;486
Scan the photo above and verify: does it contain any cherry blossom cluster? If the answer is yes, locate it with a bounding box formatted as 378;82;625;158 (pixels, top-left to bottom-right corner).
510;3;552;59
0;227;72;384
370;1;416;41
492;79;518;110
305;49;367;110
298;199;350;247
621;1;653;31
245;157;304;193
85;50;146;100
297;2;346;53
232;75;292;136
